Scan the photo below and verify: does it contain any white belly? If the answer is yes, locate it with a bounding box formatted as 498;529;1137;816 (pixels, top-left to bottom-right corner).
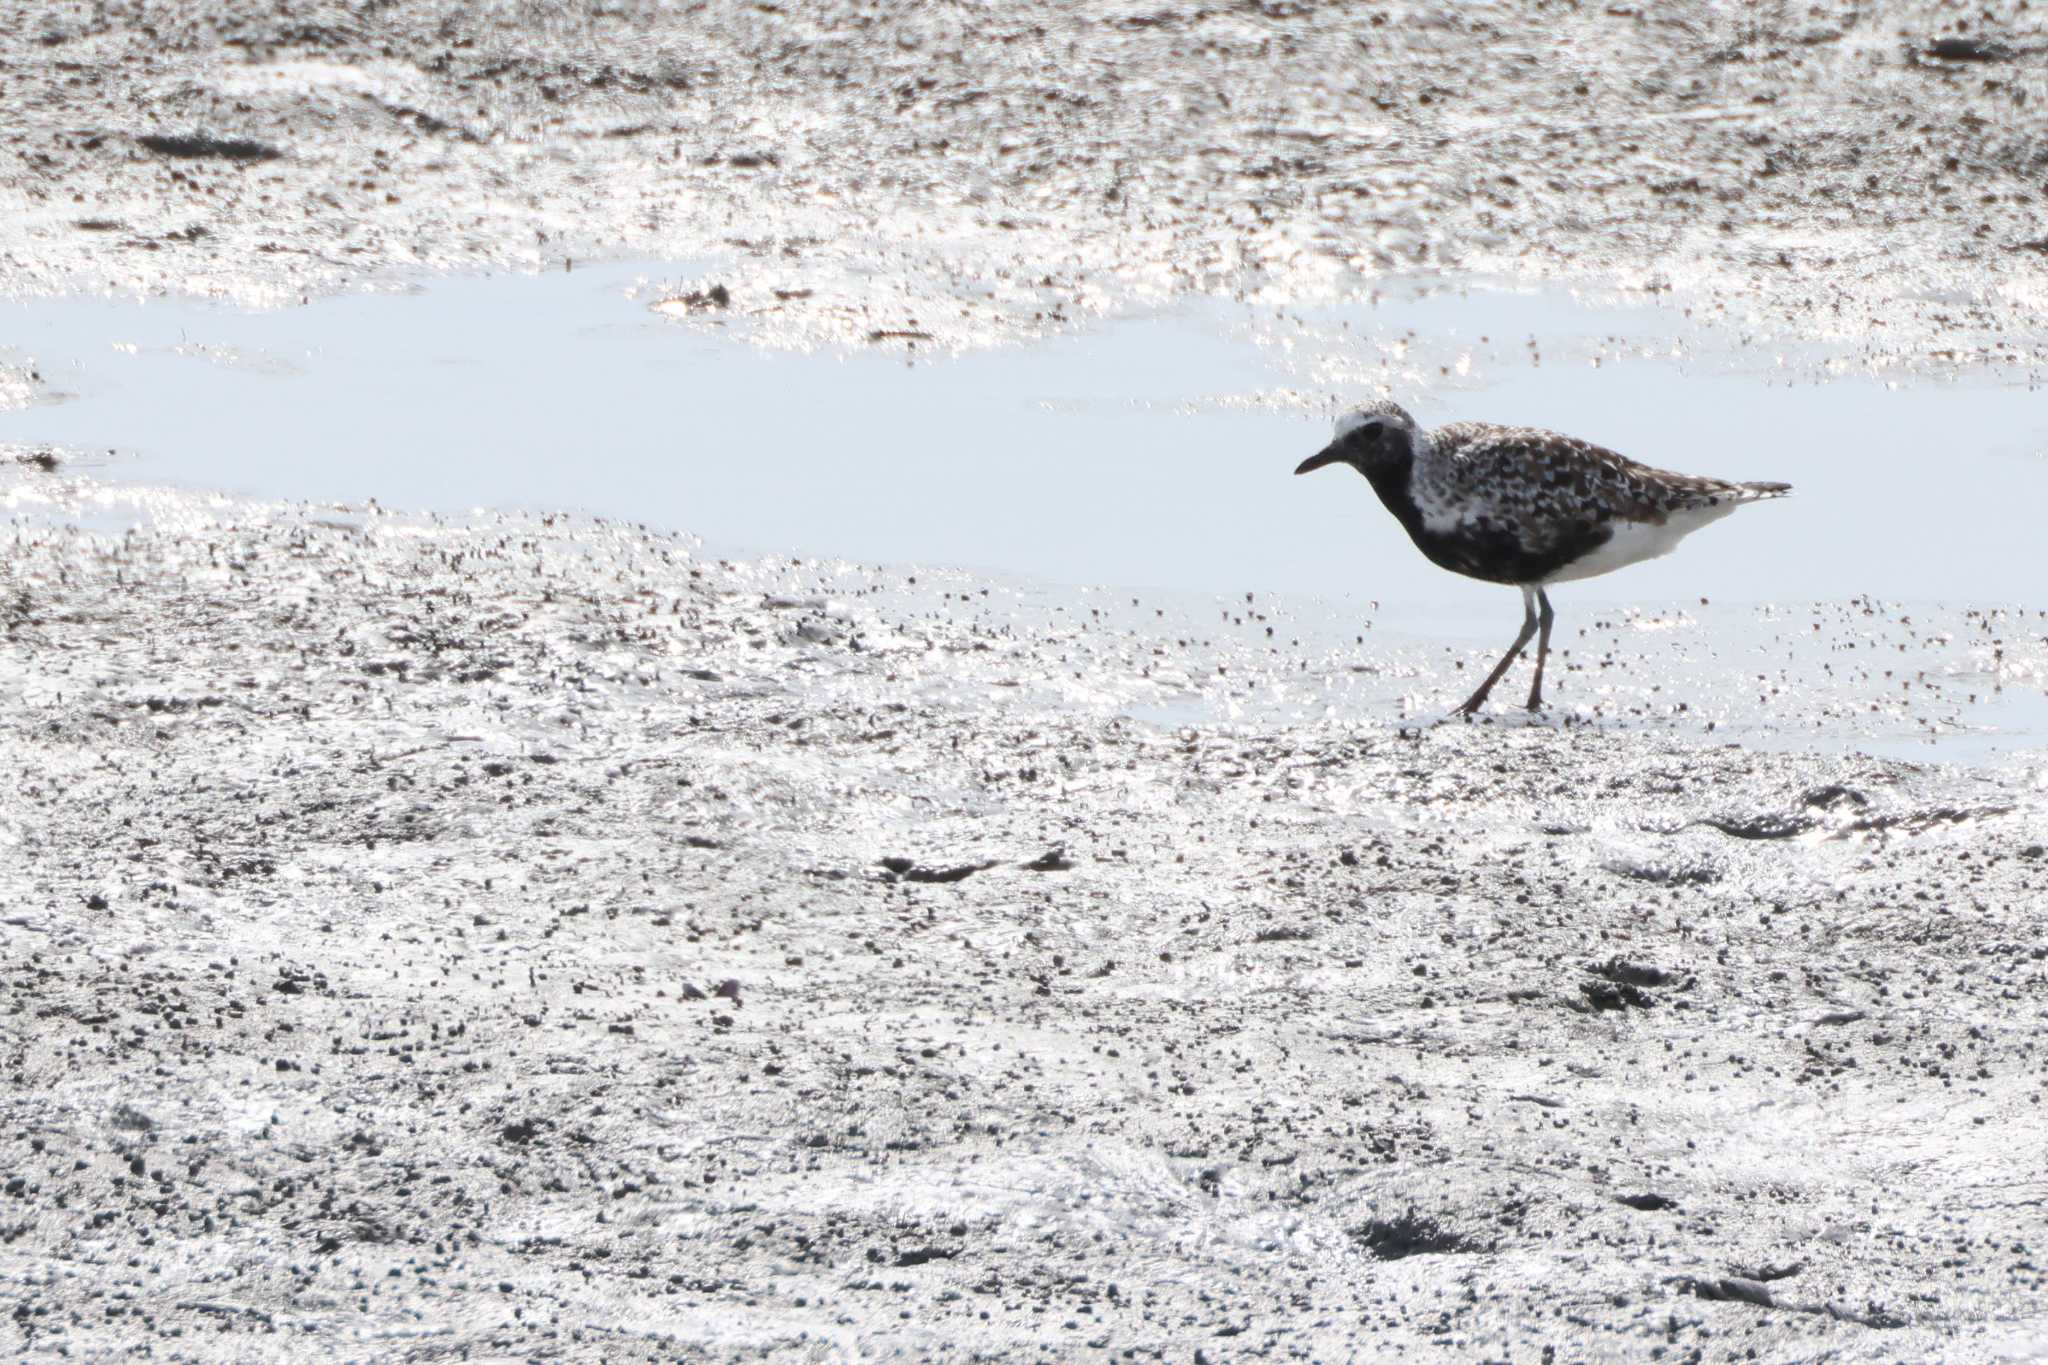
1542;503;1737;584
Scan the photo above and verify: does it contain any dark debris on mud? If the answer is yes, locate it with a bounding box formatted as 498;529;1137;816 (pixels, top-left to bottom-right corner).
1;498;2044;1359
134;132;283;163
1354;1208;1486;1260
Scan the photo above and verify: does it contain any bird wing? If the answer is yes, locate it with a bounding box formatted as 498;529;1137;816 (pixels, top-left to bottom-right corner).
1418;421;1763;543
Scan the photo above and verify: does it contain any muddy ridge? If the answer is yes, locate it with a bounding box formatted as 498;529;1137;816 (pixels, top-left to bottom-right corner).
4;1;2045;371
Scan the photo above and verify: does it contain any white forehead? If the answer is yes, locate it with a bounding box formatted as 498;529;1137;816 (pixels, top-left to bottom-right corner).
1334;401;1411;438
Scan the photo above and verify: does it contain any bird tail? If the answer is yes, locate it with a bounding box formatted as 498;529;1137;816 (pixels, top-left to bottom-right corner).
1737;480;1792;499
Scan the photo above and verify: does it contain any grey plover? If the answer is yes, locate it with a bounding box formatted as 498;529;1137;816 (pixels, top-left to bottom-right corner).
1295;399;1790;715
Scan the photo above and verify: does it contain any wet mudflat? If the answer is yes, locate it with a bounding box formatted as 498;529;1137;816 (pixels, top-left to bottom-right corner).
5;266;2046;768
5;0;2048;1360
2;481;2047;1361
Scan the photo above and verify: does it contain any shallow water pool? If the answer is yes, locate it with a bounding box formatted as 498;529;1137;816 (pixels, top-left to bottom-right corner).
4;264;2045;756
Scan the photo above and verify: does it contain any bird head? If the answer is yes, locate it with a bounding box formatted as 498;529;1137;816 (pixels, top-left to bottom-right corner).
1295;400;1422;477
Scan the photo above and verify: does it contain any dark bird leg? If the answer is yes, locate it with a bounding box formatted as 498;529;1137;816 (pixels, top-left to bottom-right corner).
1457;586;1539;716
1524;588;1556;711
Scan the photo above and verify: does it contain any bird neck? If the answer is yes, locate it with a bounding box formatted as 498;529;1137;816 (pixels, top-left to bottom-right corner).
1361;446;1425;536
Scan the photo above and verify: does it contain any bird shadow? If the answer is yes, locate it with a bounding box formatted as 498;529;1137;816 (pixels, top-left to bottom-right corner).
1422;705;1654;735
1431;708;1564;732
